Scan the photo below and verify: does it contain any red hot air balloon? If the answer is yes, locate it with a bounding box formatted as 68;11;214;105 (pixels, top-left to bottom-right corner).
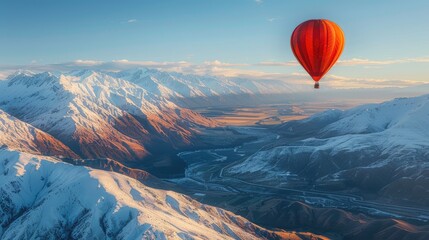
291;19;345;89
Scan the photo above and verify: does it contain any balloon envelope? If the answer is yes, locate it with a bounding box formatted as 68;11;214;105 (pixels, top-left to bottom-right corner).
290;19;345;82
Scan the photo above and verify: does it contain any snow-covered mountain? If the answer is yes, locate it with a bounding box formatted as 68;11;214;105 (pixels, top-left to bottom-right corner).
0;109;77;158
112;68;295;98
0;70;216;162
110;68;296;107
0;148;321;240
227;95;429;205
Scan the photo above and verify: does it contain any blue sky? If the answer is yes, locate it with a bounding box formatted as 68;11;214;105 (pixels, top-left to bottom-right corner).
1;0;429;88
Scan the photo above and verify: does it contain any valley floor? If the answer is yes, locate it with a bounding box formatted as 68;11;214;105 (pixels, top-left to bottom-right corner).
192;102;360;126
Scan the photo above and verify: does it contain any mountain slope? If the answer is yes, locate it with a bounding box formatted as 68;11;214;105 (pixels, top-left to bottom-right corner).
0;148;324;240
227;95;429;205
0;71;216;163
0;109;77;158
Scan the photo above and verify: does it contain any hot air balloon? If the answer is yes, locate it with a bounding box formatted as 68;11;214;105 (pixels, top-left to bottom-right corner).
290;19;345;89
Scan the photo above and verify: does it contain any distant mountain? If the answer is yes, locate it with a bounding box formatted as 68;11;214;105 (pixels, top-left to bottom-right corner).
110;68;296;107
0;148;321;240
0;71;216;164
227;95;429;205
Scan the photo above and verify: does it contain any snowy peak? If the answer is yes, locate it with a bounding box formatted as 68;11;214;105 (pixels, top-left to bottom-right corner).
276;95;429;158
109;68;294;102
297;95;429;137
67;69;99;77
111;68;151;80
0;149;296;240
5;70;35;80
7;72;57;88
277;95;429;140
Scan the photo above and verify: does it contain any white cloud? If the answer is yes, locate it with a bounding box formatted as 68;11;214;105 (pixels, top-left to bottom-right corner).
259;57;429;67
73;59;103;66
267;18;276;22
254;0;263;4
0;72;10;80
127;19;137;23
323;74;425;89
204;60;249;67
337;57;429;66
258;61;299;66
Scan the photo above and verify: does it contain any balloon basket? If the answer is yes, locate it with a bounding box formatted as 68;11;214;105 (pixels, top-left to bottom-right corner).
314;82;320;89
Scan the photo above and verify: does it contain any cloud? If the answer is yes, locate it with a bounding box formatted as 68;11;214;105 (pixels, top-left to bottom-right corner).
127;19;137;23
337;57;429;66
323;74;425;89
259;57;429;67
258;61;299;67
71;60;103;66
267;18;276;22
0;72;9;80
254;0;263;4
203;60;249;67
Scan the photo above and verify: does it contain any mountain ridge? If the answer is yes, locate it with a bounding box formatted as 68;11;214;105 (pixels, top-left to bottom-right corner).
0;148;324;240
0;109;78;158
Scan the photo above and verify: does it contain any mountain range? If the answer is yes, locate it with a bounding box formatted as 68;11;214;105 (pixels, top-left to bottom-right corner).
0;69;326;239
227;94;429;206
109;68;296;107
0;70;218;163
2;68;429;239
